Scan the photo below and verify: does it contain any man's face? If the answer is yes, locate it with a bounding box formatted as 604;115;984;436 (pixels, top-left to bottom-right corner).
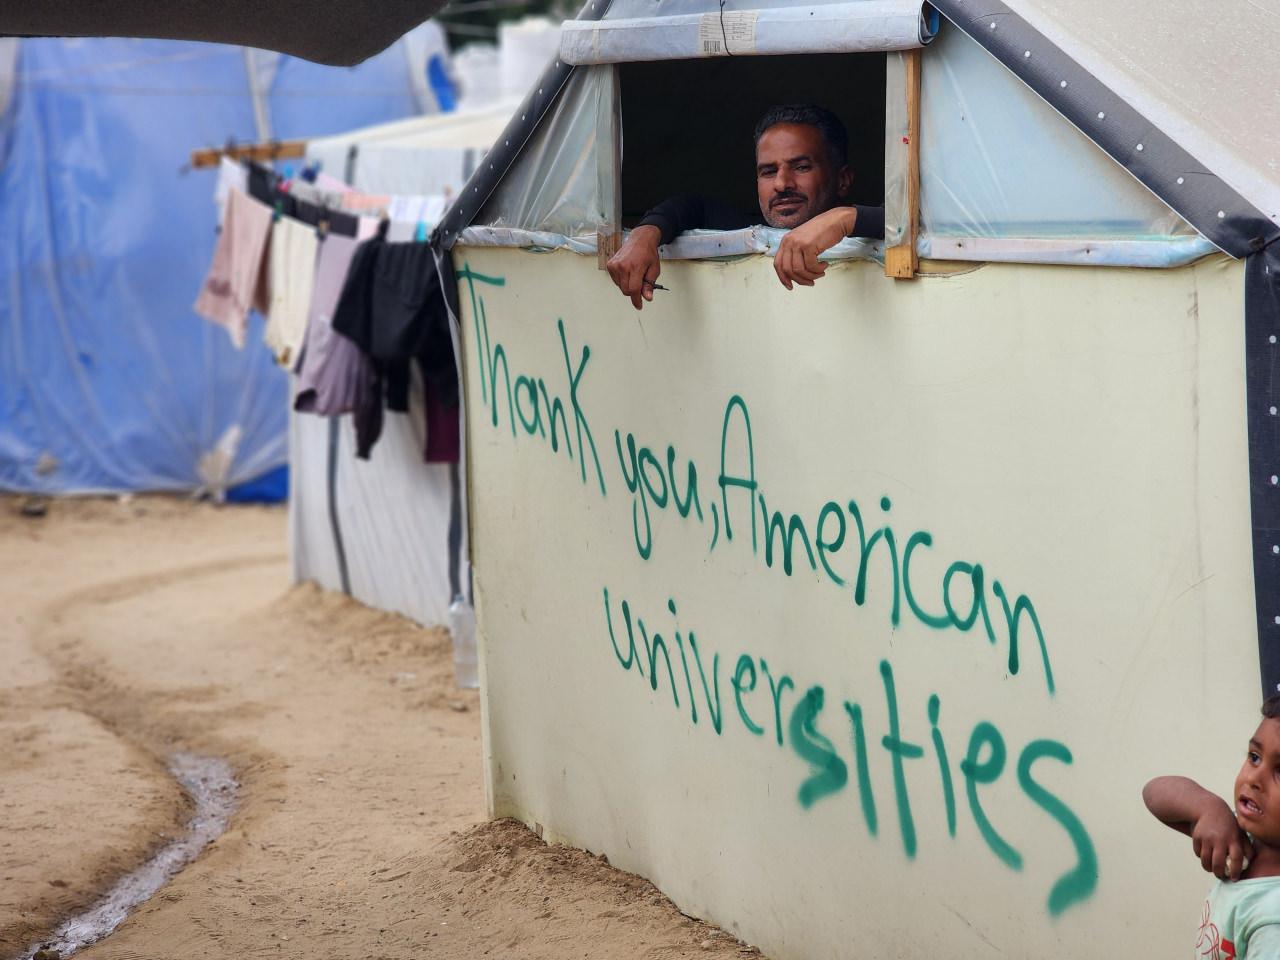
1234;718;1280;847
755;122;851;229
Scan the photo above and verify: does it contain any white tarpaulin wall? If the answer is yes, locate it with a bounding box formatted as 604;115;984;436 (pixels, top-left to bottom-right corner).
290;378;458;626
458;246;1252;959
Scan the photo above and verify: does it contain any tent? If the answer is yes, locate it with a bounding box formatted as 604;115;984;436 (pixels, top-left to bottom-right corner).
412;0;1280;956
288;101;519;628
0;25;450;497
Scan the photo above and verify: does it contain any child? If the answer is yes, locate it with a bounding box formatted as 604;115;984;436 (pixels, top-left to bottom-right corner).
1144;696;1280;957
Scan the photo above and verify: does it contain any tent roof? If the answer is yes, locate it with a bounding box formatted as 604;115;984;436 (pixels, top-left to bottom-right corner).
308;98;522;153
0;0;445;66
1003;0;1280;229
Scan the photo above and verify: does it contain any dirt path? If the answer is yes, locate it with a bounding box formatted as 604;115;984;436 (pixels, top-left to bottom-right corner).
0;496;762;960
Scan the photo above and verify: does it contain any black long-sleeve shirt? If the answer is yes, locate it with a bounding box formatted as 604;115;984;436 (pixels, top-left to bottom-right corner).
635;195;885;246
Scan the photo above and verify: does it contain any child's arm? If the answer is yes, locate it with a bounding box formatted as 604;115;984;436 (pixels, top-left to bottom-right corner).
1143;776;1250;880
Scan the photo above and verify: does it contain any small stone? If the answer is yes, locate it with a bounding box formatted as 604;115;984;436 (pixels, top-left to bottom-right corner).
20;497;48;518
448;701;468;713
34;950;61;960
701;939;715;950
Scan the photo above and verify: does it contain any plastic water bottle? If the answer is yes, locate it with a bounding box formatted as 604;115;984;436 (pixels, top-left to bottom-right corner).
448;596;479;689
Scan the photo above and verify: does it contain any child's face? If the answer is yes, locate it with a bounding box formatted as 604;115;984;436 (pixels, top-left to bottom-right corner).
1234;717;1280;845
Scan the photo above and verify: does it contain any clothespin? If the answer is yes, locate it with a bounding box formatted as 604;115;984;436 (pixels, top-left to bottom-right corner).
273;198;284;223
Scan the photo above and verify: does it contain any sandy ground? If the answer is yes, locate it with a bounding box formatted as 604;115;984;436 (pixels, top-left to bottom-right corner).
0;496;763;960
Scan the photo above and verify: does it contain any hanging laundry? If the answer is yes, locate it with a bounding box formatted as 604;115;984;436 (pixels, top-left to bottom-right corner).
313;171;354;195
194;187;273;349
330;225;459;462
387;194;447;242
263;214;318;367
328;225;388;457
214;156;248;229
247;161;282;207
291;196;360;238
340;191;392;217
294;233;377;417
422;373;460;464
289;180;348;211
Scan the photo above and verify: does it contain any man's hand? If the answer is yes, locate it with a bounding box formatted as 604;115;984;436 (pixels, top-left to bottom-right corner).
773;206;857;290
1144;775;1251;880
607;225;663;310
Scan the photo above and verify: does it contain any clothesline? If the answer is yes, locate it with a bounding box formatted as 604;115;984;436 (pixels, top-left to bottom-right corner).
193;157;459;466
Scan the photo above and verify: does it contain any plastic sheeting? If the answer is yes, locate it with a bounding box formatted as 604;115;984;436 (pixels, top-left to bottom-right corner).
0;36;434;495
458;225;884;263
918;26;1196;241
289;374;458;628
1002;0;1279;231
561;0;938;64
478;65;614;239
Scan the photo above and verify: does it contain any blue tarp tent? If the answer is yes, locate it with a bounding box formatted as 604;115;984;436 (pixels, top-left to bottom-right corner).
0;27;451;498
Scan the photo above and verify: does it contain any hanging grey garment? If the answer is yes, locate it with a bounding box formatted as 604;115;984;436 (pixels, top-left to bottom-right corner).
294;233;376;417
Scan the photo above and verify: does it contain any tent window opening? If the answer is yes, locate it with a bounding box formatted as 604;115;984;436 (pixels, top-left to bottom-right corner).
464;55;891;261
619;53;886;242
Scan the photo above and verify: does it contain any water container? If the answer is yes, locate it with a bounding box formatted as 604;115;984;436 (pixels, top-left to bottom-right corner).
448;595;479;689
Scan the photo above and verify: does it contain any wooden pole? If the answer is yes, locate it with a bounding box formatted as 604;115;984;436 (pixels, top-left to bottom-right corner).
597;69;624;270
884;48;922;280
189;140;308;170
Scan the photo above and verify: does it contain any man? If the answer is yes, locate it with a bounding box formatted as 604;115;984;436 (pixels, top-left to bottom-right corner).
607;104;885;310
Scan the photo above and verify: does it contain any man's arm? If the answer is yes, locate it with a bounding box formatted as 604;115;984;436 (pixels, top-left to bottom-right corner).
773;205;884;289
607;196;887;305
1143;775;1250;880
635;195;755;246
607;196;753;310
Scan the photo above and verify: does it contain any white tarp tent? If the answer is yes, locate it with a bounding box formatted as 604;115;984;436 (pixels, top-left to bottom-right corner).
289;101;521;628
410;0;1280;955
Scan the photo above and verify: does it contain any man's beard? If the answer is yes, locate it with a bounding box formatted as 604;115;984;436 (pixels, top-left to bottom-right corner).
764;191;812;228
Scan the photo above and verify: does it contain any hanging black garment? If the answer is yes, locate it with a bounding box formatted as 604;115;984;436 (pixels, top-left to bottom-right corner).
330;224;459;460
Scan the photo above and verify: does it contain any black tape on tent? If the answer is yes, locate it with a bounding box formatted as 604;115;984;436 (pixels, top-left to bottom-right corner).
1247;247;1280;700
931;0;1280;698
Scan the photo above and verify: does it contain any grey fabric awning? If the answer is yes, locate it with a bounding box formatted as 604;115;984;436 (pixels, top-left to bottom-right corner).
0;0;447;66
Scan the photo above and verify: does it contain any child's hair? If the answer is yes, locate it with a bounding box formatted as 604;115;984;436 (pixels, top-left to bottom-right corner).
1263;695;1280;720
